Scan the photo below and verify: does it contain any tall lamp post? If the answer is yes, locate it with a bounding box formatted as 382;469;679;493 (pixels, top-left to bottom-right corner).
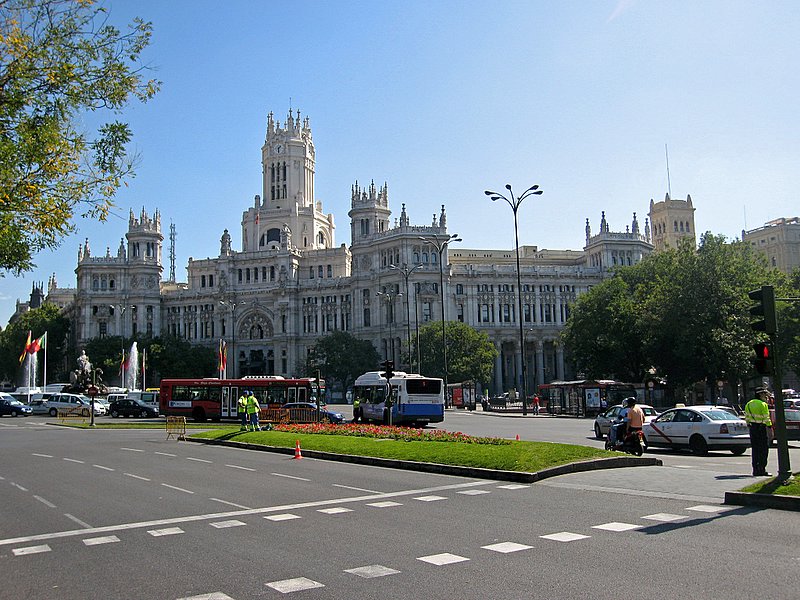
419;233;461;401
389;263;423;372
219;300;244;379
376;289;402;364
110;304;132;388
485;184;543;415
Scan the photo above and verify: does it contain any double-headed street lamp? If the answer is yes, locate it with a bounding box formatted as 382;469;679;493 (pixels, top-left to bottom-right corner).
389;263;423;372
219;299;245;378
419;233;461;399
484;183;543;416
376;289;402;364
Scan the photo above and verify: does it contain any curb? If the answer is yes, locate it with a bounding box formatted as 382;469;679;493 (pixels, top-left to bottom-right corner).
186;437;661;483
724;491;800;512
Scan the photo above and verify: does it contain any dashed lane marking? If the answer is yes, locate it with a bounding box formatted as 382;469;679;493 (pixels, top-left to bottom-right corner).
64;514;92;528
32;453;53;458
155;452;177;457
344;565;401;578
497;484;530;490
265;514;301;522
209;498;251;510
63;458;84;464
186;457;212;463
641;513;686;522
11;482;28;491
482;541;533;553
210;520;246;529
125;473;151;481
366;501;402;508
82;535;120;546
317;507;353;515
414;495;447;502
120;447;145;453
93;464;115;471
161;483;195;494
266;577;324;593
458;489;490;496
176;593;234;600
225;464;256;472
148;527;184;537
33;495;56;508
13;544;51;556
270;472;310;481
332;483;381;493
540;532;590;542
417;552;470;566
686;504;737;513
592;522;642;532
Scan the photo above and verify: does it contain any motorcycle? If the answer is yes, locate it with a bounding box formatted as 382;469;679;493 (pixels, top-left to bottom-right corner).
605;421;644;456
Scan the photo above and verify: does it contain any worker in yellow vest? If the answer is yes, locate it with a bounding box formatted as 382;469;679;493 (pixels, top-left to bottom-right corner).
745;387;773;476
352;397;361;423
237;392;248;430
246;391;261;431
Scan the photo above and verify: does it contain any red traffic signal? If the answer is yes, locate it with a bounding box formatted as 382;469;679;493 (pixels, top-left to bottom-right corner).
752;342;773;375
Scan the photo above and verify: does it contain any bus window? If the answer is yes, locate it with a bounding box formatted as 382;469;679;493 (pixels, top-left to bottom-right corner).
298;387;307;403
372;386;387;404
288;388;297;403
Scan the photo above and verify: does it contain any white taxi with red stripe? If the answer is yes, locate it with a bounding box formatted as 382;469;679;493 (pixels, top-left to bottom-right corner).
642;405;750;456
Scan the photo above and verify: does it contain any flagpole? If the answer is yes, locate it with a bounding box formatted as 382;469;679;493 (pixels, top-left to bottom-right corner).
43;333;47;390
142;348;146;390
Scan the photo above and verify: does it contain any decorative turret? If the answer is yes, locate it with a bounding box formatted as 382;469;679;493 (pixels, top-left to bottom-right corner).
585;218;592;243
399;203;409;227
632;212;640;235
348;179;391;244
440;205;447;229
220;229;232;256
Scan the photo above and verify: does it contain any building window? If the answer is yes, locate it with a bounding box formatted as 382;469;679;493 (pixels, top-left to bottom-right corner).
99;322;107;338
456;284;464;295
363;308;370;327
318;265;323;278
209;275;214;287
201;275;206;287
270;266;276;281
238;269;242;283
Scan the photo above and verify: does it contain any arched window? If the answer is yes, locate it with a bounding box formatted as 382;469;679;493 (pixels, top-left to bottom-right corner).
679;222;684;232
422;253;429;263
685;223;690;232
674;221;679;232
318;232;325;247
431;253;437;265
413;252;420;263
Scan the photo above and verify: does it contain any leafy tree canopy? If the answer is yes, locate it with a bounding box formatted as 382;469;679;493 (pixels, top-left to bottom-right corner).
0;301;69;385
0;0;160;274
305;330;380;392
416;321;498;385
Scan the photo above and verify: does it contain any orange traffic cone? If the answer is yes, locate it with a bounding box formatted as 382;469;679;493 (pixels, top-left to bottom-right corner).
515;434;520;441
293;439;303;459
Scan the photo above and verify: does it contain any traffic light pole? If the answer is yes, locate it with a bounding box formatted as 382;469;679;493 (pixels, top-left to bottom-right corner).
770;337;791;483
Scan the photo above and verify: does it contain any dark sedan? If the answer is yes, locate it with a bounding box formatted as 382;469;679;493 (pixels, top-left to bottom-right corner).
0;397;32;417
282;402;345;424
109;398;159;418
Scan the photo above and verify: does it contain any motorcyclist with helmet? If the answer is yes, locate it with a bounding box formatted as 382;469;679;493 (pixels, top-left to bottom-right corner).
608;397;644;450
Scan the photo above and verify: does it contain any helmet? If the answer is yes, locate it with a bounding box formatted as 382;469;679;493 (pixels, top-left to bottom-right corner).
625;396;637;406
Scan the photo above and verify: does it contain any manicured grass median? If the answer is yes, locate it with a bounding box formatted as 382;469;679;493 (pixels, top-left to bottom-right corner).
740;474;800;497
191;424;615;473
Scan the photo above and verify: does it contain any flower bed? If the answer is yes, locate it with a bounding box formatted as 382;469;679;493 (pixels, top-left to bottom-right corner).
273;422;510;445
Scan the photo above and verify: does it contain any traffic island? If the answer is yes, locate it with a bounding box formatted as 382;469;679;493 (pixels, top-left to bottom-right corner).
725;475;800;512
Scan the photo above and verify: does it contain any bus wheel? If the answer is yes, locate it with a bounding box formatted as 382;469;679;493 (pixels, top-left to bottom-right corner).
192;407;207;422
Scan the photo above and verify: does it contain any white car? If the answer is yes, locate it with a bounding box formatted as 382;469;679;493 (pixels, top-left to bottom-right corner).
642;405;749;455
45;393;104;417
593;404;659;439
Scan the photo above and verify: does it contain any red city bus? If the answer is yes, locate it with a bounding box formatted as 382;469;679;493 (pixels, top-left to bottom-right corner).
160;376;325;421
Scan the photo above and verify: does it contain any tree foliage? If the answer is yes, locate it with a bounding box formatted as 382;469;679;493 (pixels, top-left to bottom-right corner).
562;233;789;393
415;321;498;385
305;330;380;392
0;301;69;385
0;0;160;274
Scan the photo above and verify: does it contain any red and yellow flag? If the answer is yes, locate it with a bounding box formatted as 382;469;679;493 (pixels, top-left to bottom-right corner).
19;331;32;364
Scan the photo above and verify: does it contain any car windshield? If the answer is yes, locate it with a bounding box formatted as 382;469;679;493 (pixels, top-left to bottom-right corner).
701;409;741;421
642;407;658;416
784;410;800;420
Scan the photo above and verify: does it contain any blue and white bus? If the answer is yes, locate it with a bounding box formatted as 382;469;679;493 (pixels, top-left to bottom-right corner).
353;371;444;426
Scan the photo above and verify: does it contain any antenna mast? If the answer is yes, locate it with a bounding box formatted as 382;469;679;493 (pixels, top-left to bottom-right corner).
665;144;672;197
169;221;176;283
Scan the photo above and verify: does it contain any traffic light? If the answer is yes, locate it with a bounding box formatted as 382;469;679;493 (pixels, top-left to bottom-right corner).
749;285;777;335
751;342;773;375
380;360;394;381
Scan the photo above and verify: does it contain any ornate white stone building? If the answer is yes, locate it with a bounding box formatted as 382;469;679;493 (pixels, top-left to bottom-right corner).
41;109;698;394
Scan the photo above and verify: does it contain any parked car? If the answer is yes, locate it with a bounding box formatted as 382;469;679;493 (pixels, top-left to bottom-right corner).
0;393;32;417
28;398;51;415
593;404;659;439
45;393;103;417
768;408;800;443
282;402;345;424
783;399;800;410
642;405;749;455
109;398;159;418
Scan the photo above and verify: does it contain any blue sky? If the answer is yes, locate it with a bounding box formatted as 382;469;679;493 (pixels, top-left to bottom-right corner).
3;0;799;324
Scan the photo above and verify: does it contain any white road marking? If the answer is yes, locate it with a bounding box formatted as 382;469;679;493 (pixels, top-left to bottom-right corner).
317;507;353;515
11;482;28;491
497;484;530;490
642;513;685;522
417;552;470;565
176;594;234;600
83;535;120;546
93;464;115;471
120;447;144;452
482;541;533;553
540;532;590;542
32;453;53;458
186;457;212;463
458;489;490;496
64;514;92;528
210;520;246;529
155;452;177;457
266;577;324;593
63;458;84;464
161;483;195;494
0;479;492;547
366;501;402;508
13;544;51;556
265;514;301;522
33;495;56;508
148;527;184;537
209;498;251;510
332;483;380;493
592;522;642;532
271;472;310;481
344;564;400;578
124;473;151;481
686;504;737;513
414;495;447;502
225;464;256;472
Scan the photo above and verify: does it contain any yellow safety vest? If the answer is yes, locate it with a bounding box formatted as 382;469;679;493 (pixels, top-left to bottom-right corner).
246;396;259;414
744;398;772;426
353;399;360;409
237;396;247;413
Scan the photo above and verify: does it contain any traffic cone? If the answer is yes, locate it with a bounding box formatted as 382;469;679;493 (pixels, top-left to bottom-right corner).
515;434;520;441
293;439;303;459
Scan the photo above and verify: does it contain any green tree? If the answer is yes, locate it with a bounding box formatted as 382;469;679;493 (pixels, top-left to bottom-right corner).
0;0;160;274
415;321;498;385
306;331;380;393
0;302;69;385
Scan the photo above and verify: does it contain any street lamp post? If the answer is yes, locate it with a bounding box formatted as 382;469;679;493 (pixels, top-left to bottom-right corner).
419;234;461;402
219;300;244;379
110;304;132;388
376;289;402;364
485;183;543;416
389;263;423;372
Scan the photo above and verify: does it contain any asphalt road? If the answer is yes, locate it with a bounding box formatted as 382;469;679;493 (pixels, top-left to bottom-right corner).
1;418;799;599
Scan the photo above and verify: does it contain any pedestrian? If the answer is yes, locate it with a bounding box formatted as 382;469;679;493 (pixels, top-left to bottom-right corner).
352;396;361;423
745;387;772;476
238;390;248;431
246;390;261;431
533;395;541;415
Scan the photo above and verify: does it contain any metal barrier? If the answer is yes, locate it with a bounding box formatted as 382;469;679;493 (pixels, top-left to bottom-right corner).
166;416;186;440
57;408;89;424
260;407;323;424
